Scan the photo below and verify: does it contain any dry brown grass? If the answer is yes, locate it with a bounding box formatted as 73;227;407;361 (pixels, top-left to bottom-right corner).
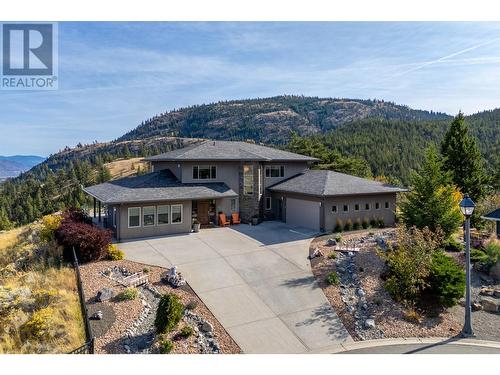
105;157;148;179
0;222;86;353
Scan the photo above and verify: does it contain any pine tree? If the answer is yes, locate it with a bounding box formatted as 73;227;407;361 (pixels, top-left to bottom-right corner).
441;112;488;202
0;207;12;230
400;147;462;239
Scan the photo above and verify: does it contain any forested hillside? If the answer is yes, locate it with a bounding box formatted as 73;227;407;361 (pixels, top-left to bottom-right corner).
118;95;450;143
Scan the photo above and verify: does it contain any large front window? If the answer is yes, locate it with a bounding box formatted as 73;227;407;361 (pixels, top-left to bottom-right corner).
243;165;254;195
193;165;216;180
171;204;183;224
157;205;170;225
143;206;155;226
128;207;140;228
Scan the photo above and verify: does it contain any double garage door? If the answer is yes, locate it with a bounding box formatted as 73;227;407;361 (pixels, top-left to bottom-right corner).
285;197;320;231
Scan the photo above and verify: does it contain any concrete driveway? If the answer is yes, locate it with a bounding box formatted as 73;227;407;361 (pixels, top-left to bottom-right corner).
119;221;353;353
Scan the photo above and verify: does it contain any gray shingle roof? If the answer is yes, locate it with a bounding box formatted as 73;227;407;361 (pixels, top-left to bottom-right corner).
268;170;407;197
482;208;500;221
83;170;237;204
145;140;319;162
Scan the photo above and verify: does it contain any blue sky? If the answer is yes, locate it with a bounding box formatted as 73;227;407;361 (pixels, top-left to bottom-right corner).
2;22;500;156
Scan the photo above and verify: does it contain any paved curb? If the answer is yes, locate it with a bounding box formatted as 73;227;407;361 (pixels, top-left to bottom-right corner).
312;337;500;353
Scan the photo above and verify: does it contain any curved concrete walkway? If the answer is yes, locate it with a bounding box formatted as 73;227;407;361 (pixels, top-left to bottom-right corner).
119;221;353;353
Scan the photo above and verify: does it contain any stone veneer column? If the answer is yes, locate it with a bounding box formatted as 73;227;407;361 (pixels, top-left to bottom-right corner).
238;162;263;223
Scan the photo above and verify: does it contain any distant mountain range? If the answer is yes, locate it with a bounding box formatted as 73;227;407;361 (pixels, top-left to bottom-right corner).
0;155;45;179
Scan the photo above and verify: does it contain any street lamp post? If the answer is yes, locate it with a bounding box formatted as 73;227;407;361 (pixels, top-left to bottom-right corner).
459;195;475;337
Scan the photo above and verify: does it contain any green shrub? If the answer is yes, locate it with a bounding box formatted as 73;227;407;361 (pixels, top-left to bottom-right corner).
107;244;124;260
362;218;369;229
335;234;342;242
179;325;194;338
377;218;385;228
344;219;353;232
326;272;339;285
471;240;500;271
159;338;174;353
40;215;62;242
443;238;463;252
21;307;55;340
353;218;361;230
334;219;343;233
116;288;138;301
369;218;377;228
424;251;465;308
328;252;337;260
155;293;184;334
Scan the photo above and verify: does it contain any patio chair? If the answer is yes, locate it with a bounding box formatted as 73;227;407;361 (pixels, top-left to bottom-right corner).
231;213;241;225
219;213;230;227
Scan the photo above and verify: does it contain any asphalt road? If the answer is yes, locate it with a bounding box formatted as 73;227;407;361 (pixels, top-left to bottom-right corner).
342;342;500;354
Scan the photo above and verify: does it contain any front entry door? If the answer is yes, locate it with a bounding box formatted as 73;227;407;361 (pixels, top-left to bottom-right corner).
197;201;210;225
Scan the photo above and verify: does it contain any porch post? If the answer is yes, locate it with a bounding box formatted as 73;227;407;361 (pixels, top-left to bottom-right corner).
98;201;102;223
93;197;96;218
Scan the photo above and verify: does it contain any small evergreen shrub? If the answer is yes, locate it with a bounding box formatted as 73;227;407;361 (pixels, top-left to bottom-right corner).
159;338;174;353
335;234;342;242
334;219;343;233
369;218;377;228
107;244;124;260
471;240;500;272
377;218;385;228
179;325;194;338
353;218;362;230
155;294;184;334
362;218;369;229
328;252;337;260
424;251;465;308
326;272;339;285
443;238;464;253
344;219;353;232
117;288;138;301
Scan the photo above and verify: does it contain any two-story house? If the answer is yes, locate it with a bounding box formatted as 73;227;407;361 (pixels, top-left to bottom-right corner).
83;140;405;241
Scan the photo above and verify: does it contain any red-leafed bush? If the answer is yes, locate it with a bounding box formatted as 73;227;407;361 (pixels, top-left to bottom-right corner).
55;209;111;263
61;208;93;225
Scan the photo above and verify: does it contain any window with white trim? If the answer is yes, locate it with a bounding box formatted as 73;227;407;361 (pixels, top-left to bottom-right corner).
354;204;360;211
332;205;337;213
171;204;183;224
365;203;370;210
375;202;380;210
265;197;272;210
157;205;170;225
243;165;254;195
385;201;390;209
343;204;349;212
143;206;155;226
230;199;236;212
192;165;216;180
128;207;141;228
265;165;285;178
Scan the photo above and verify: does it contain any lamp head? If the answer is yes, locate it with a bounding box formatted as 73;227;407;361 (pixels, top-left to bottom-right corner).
459;195;475;217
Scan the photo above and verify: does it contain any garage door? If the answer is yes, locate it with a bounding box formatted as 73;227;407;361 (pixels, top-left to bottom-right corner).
285;197;320;231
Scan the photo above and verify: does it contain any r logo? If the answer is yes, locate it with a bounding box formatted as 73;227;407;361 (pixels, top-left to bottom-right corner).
2;23;53;76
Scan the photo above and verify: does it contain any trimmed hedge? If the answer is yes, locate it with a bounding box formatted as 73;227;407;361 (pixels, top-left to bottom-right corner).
155;294;184;334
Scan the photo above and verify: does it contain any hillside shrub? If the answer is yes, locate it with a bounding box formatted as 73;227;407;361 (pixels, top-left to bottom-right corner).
20;307;55;340
61;208;92;225
334;219;343;233
39;215;62;242
344;219;353;232
155;294;184;334
55;220;112;263
116;288;138;301
424;251;465;308
107;244;124;260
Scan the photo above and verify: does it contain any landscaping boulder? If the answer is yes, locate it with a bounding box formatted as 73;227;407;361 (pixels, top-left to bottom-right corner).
490;260;500;280
364;319;376;329
327;238;337;246
96;287;114;302
201;321;213;333
479;296;500;313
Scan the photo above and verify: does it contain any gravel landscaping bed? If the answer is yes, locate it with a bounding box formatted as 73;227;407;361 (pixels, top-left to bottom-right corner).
310;229;464;341
79;259;241;354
